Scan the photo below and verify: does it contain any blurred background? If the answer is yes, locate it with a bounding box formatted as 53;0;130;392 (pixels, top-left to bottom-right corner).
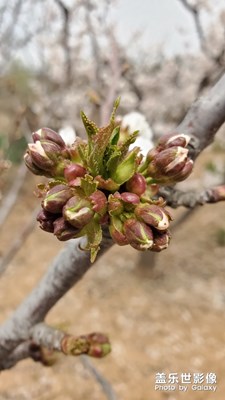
0;0;225;399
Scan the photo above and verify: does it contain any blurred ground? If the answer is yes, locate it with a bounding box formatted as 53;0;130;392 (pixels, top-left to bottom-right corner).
0;147;225;400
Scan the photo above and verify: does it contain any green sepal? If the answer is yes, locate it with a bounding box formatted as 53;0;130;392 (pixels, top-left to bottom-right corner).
80;174;98;196
79;218;103;262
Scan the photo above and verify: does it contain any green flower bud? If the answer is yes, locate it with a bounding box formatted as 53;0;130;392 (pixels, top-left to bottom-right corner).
63;195;94;228
53;216;80;241
43;184;72;213
123;219;153;250
125;173;146;195
135;204;171;231
109;215;129;245
89;190;107;216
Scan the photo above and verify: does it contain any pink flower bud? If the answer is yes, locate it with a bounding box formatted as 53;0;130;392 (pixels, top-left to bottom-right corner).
151;230;171;252
123;219;153;250
125;173;146;195
36;209;58;233
42;184;72;213
120;192;140;205
53;217;80;241
135;204;171;231
32;127;65;148
63;195;94;228
158;132;191;149
89;190;107;216
28;141;54;171
64;164;87;182
24;152;49;176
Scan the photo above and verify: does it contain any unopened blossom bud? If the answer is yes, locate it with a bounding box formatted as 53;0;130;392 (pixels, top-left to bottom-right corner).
125;173;146;195
32;127;65;148
108;193;124;216
120;192;140;205
64;164;87;182
63;195;94;228
123;219;153;250
53;216;80;241
109;215;128;245
173;159;193;182
24;152;50;176
148;146;189;178
89;190;107;216
40;140;63;162
135;204;171;231
42;184;72;213
28;141;55;171
158;132;191;149
36;209;58;233
151;230;171;252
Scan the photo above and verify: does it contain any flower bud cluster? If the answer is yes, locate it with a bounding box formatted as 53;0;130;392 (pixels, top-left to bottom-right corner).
141;132;193;185
24;103;194;261
37;183;107;243
108;189;171;252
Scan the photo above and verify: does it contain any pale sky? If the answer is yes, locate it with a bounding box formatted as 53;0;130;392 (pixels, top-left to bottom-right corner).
111;0;224;56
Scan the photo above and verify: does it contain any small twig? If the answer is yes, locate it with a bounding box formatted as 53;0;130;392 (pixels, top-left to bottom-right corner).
81;355;118;400
0;207;38;277
0;163;27;227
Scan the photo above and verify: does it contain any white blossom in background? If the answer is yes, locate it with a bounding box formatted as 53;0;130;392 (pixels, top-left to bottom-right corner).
121;112;154;156
59;125;76;146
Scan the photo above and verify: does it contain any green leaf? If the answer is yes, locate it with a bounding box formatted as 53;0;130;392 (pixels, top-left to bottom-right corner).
111;148;140;185
110;126;120;145
80;111;98;137
118;131;139;159
110;97;120;125
88;124;113;176
77;142;88;167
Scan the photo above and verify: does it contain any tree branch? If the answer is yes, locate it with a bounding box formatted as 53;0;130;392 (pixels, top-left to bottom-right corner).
159;184;225;208
0;231;113;368
176;72;225;158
